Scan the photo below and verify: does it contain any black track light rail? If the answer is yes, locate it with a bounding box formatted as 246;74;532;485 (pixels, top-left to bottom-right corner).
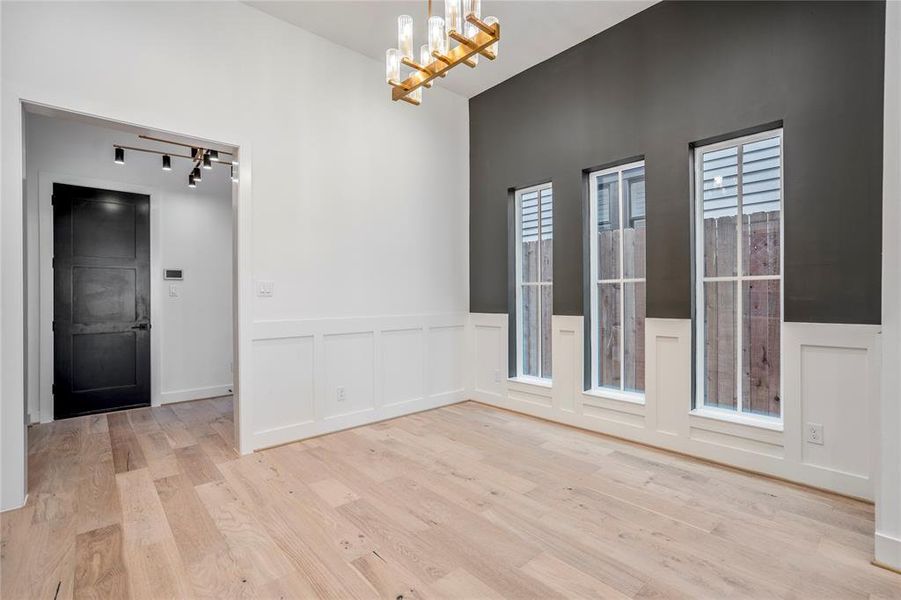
113;135;237;187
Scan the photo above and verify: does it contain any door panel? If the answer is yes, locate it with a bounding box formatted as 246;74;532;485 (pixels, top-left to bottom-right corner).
72;199;137;258
72;267;137;322
54;183;151;419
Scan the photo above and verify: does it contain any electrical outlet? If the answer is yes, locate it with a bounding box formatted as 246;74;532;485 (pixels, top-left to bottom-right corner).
806;422;824;445
494;369;501;383
168;284;180;298
336;387;346;402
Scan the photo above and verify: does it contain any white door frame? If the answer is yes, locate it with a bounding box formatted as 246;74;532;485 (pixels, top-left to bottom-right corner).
1;96;254;511
36;173;164;422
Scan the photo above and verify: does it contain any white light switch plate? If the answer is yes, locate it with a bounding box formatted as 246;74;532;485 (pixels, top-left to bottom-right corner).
257;280;274;297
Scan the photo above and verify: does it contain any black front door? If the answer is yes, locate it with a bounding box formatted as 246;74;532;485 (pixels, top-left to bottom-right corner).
53;183;151;419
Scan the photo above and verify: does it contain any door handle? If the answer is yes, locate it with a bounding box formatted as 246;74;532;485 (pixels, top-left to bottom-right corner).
131;323;151;330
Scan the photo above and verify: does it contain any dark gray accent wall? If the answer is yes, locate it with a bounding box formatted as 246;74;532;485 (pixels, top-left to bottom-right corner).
470;0;885;323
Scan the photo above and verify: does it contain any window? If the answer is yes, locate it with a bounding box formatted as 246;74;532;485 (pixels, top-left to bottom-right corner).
694;129;783;421
589;161;646;396
515;183;553;380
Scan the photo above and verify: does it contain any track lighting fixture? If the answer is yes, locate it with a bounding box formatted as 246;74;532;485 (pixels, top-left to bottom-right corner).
110;135;236;189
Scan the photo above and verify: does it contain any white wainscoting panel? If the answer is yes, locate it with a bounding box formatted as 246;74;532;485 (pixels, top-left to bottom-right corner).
252;336;315;439
381;328;425;407
251;314;466;449
323;331;375;419
428;325;466;396
473;322;505;398
783;322;880;497
467;313;881;499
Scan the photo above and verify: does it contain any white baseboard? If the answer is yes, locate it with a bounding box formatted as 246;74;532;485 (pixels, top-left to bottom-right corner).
0;494;28;514
160;384;233;405
875;531;901;572
253;390;464;450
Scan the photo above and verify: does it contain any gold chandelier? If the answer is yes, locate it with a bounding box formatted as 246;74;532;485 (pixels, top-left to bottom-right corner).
386;0;500;105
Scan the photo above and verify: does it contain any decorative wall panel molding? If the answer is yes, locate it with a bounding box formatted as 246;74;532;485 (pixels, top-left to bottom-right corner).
251;313;467;449
467;313;880;499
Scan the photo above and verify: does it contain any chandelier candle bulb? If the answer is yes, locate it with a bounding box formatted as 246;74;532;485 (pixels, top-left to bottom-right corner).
445;0;461;35
409;80;422;104
484;16;499;56
464;0;480;36
428;16;446;56
386;48;400;83
398;15;413;59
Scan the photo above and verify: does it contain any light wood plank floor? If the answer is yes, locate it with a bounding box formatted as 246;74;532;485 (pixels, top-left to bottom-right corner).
2;398;899;599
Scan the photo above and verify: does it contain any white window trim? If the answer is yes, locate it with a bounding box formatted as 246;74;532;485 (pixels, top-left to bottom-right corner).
588;160;647;400
514;181;553;382
693;127;785;425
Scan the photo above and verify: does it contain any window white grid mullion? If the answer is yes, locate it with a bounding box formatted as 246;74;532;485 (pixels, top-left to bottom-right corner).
735;144;744;414
537;188;543;377
703;275;779;282
618;169;625;392
598;278;646;284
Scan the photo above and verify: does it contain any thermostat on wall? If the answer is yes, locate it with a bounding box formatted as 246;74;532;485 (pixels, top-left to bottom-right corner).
164;268;183;280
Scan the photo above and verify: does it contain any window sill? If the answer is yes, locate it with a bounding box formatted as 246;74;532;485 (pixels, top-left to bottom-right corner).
507;376;552;389
690;407;783;432
583;387;646;405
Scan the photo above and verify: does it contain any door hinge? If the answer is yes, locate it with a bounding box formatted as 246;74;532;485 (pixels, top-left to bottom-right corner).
52;321;56;332
52;384;56;396
52;257;55;269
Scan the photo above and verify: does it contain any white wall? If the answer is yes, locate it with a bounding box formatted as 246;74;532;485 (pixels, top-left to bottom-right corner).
877;0;901;572
468;314;881;500
24;112;234;422
1;1;469;510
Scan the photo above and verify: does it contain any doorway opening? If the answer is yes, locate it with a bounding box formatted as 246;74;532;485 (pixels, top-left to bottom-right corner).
23;104;241;462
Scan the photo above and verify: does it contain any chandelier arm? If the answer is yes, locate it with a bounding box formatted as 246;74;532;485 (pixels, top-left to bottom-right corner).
449;30;496;60
392;24;500;101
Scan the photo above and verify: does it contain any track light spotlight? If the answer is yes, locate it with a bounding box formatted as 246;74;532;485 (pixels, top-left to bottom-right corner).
114;147;125;164
188;174;196;188
192;166;202;182
202;153;212;170
209;149;219;162
162;155;171;171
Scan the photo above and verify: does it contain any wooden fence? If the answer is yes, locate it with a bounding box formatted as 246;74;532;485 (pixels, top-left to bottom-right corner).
703;211;781;417
520;212;778;414
597;227;646;391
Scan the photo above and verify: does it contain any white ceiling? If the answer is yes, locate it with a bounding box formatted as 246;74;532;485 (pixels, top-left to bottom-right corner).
245;1;656;98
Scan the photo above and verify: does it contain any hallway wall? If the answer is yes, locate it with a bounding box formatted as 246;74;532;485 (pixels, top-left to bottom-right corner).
24;112;234;422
